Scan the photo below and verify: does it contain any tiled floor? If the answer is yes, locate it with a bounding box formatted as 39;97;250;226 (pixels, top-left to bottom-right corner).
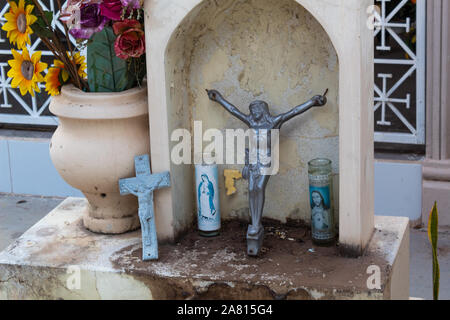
0;193;448;300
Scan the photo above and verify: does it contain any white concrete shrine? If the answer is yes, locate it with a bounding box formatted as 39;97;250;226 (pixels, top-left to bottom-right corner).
144;0;375;256
0;0;412;300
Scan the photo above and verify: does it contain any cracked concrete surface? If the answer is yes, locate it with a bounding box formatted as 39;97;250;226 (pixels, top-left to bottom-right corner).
0;197;409;299
0;194;448;299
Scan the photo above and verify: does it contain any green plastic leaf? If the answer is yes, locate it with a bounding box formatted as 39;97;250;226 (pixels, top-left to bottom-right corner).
43;11;54;24
32;23;54;39
34;11;53;27
31;9;54;38
428;202;440;300
87;26;135;92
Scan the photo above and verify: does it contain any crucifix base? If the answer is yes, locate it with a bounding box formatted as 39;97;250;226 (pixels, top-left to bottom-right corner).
247;226;264;256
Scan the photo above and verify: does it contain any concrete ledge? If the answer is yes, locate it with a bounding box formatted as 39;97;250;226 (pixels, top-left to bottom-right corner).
0;198;409;300
0;129;54;141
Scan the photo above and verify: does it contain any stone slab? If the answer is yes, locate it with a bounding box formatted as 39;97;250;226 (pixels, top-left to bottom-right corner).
0;198;409;300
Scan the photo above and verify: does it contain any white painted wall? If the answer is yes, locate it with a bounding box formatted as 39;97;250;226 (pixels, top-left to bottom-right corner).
374;161;422;223
0;136;82;197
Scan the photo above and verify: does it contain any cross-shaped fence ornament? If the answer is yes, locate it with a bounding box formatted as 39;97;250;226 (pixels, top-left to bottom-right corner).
119;155;170;261
374;0;411;51
0;64;12;108
374;73;411;127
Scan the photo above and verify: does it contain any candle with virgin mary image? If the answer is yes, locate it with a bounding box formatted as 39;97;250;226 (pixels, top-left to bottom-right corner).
195;156;221;237
308;158;336;246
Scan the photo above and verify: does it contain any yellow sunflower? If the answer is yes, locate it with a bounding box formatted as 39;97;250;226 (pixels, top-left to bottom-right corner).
2;0;37;49
44;60;68;97
8;47;47;97
45;52;86;96
70;52;87;79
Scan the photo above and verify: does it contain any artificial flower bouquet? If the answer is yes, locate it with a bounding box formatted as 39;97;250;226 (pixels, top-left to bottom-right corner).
2;0;146;97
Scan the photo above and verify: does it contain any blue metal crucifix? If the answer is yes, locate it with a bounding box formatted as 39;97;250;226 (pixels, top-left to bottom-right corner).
119;155;170;261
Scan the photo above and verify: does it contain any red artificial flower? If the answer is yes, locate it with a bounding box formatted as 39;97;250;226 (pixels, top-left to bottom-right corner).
100;0;123;21
113;19;145;59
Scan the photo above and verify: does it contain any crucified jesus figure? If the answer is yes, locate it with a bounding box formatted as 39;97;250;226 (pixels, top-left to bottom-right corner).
207;89;328;256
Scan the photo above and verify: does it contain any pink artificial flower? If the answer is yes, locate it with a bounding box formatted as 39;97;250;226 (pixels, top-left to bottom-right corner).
100;0;124;21
60;0;84;25
61;0;103;23
113;19;145;60
68;2;109;39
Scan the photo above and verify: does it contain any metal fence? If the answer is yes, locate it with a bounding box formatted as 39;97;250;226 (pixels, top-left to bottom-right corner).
0;0;75;126
374;0;426;145
0;0;427;146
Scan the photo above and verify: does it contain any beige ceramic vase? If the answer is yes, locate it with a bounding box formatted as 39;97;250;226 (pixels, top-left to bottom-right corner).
49;84;150;234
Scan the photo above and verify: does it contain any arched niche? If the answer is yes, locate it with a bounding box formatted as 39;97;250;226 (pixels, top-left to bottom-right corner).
144;0;374;256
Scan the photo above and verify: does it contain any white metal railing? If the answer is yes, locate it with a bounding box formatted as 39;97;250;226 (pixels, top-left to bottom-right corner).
374;0;426;145
1;0;428;142
0;1;74;126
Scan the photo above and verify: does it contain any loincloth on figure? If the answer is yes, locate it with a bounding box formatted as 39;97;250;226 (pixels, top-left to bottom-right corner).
242;148;272;180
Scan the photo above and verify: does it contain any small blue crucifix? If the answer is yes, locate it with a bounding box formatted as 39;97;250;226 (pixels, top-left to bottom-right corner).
119;155;170;261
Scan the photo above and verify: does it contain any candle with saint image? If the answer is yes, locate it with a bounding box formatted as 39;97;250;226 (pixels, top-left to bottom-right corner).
308;158;336;245
195;153;221;237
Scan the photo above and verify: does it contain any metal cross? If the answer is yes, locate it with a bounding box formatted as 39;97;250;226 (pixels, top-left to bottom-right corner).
0;64;12;108
119;155;170;261
374;0;411;51
374;73;413;132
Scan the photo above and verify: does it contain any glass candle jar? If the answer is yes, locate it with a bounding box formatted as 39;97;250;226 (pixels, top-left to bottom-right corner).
195;155;221;237
308;158;336;246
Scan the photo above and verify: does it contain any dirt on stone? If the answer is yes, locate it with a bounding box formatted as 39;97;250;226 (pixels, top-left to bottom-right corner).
111;218;388;298
165;219;339;282
163;219;330;261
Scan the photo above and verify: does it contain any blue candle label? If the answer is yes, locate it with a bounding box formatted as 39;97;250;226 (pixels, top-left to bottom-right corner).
309;173;335;241
195;165;221;232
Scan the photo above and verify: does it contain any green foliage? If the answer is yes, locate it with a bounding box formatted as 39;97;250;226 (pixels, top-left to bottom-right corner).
87;26;136;92
130;55;147;88
32;9;54;38
428;202;440;300
32;11;54;39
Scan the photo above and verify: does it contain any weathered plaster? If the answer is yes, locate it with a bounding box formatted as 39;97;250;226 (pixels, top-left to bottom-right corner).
166;0;339;225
